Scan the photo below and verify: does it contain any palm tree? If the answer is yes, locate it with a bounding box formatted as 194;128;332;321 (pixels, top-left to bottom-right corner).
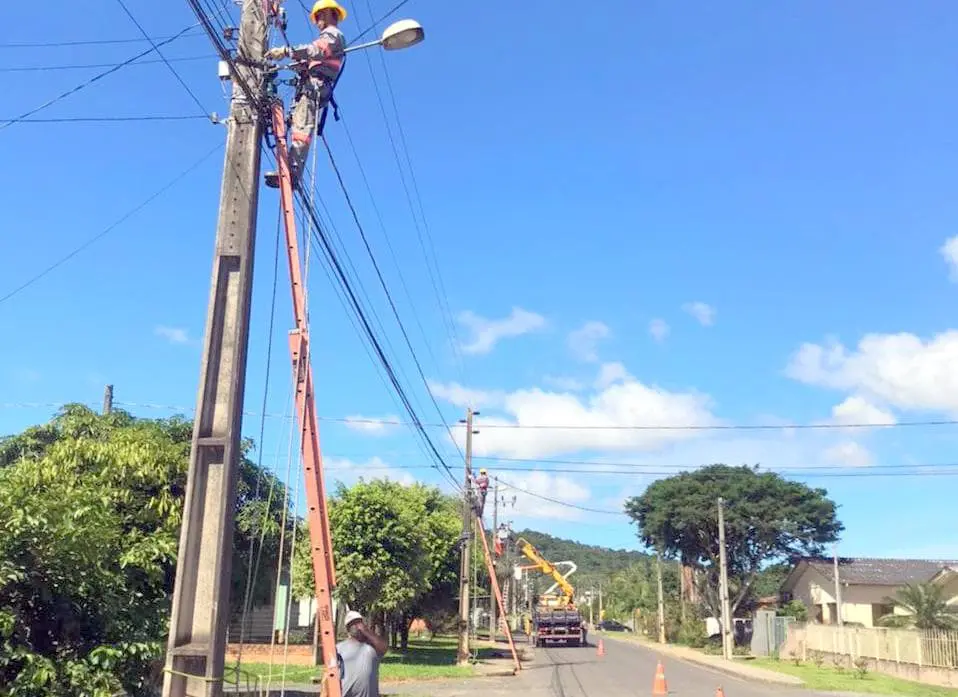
877;582;958;630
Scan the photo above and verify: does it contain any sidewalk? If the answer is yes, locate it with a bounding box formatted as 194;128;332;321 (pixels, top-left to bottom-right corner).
598;633;805;687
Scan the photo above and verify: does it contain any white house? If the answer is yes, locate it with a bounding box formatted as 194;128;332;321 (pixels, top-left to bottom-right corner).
782;557;958;628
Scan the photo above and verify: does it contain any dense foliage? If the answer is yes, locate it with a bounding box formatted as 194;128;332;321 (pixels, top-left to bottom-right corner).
292;479;461;648
515;529;648;590
0;406;289;697
625;464;842;624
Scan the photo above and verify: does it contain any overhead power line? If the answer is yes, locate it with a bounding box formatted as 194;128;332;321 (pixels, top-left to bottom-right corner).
0;23;201;132
0;141;223;306
33;401;957;433
5;115;210;123
493;477;626;515
0;30;205;49
325;462;958;479
347;0;412;45
113;0;212;119
0;55;213;72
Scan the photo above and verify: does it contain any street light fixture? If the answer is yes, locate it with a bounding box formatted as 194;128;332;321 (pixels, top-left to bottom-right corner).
345;19;425;53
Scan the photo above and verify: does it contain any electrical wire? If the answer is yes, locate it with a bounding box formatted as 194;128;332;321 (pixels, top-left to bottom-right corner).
88;401;958;433
336;111;445;393
358;0;465;376
351;20;466;380
4;115;210;123
0;55;213;72
0;23;201;131
114;0;213;119
0;140;223;306
347;0;413;45
321;135;466;464
236;208;286;664
494;477;626;515
0;30;205;48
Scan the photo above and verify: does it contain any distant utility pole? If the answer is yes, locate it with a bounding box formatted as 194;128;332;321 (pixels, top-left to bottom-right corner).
717;497;733;661
161;0;268;694
457;407;478;664
678;559;687;623
489;480;499;640
833;545;844;628
589;585;594;626
656;552;666;644
102;385;114;415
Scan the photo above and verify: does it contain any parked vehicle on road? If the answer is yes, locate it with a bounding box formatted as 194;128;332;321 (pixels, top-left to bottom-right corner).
597;619;631;632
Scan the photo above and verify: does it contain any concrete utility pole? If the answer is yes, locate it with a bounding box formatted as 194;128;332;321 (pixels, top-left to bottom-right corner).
833;545;844;628
161;2;267;694
589;585;594;626
717;497;733;661
489;480;499;640
656;552;666;644
678;559;687;623
101;384;113;415
457;407;478;664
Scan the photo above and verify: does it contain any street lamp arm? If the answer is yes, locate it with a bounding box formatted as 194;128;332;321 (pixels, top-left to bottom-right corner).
343;19;425;53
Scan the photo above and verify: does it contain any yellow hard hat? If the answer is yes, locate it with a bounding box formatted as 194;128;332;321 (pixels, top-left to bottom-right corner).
479;468;487;474
311;0;347;22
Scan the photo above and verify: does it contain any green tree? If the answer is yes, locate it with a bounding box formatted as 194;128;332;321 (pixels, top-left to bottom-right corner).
878;583;958;630
292;479;460;647
624;464;842;625
0;405;288;696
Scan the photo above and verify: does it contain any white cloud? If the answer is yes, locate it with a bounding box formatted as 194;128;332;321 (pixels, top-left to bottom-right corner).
433;374;718;459
498;470;593;522
786;332;958;413
568;321;611;362
941;236;958;281
342;415;400;436
427;380;503;409
829;396;896;427
594;362;633;389
457;307;546;355
543;375;586;391
649;319;670;343
155;325;192;345
682;302;716;327
822;441;873;468
324;456;417;486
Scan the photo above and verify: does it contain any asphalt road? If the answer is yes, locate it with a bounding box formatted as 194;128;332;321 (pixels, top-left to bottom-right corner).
527;638;836;697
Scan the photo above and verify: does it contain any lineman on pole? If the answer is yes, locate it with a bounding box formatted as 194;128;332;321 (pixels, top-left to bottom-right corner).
264;0;347;189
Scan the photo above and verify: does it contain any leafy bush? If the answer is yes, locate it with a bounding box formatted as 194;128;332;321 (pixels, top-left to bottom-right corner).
777;600;809;622
854;656;869;678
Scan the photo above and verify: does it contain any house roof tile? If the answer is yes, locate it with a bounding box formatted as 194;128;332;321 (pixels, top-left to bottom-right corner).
802;557;958;586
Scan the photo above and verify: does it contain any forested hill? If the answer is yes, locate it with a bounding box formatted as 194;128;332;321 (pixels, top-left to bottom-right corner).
516;529;648;576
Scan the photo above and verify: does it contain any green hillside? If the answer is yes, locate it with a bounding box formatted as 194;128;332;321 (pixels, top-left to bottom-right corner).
515;529;648;578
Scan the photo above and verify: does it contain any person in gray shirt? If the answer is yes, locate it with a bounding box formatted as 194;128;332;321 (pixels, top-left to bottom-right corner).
337;611;388;697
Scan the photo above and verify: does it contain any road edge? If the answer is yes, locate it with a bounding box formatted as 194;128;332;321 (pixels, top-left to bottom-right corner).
597;633;805;687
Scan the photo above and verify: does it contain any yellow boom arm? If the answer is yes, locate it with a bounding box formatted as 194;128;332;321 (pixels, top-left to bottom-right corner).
515;537;575;605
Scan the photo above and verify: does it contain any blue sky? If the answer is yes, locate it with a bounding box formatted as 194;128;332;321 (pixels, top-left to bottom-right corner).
2;0;958;560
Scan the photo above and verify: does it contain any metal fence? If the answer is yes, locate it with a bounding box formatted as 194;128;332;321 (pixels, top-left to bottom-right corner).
797;623;958;669
751;610;794;656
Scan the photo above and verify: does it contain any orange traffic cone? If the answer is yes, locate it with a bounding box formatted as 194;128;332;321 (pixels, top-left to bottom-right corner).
652;660;668;696
597;638;605;657
715;688;725;697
